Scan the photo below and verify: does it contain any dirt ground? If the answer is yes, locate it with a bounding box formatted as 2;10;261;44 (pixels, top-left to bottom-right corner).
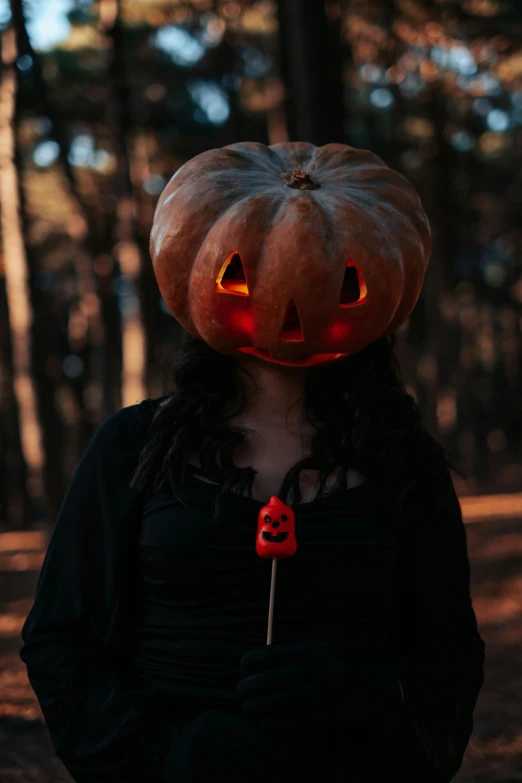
0;502;521;783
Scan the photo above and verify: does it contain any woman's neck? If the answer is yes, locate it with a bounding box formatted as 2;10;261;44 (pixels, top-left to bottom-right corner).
233;354;311;429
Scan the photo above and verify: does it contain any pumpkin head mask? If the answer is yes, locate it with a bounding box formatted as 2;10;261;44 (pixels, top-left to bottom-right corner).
150;141;431;367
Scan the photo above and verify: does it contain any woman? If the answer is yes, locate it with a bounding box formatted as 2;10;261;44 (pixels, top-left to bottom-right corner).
20;142;485;783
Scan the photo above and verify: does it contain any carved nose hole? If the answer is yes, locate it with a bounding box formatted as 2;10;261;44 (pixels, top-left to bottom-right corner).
340;262;367;307
272;522;280;529
279;299;304;342
216;251;249;296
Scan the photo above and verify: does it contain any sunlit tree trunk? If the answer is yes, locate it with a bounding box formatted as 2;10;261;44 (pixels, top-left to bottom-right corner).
98;0;147;408
0;25;46;523
10;0;112;432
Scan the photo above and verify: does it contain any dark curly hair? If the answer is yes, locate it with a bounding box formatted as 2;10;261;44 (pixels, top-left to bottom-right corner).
130;331;455;527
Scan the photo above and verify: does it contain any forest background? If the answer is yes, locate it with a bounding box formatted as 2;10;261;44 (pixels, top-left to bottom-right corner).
1;0;522;529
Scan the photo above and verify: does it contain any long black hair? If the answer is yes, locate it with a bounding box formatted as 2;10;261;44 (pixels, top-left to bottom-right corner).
130;331;455;527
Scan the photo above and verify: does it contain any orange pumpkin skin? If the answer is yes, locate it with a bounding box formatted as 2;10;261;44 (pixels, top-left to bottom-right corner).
150;141;431;367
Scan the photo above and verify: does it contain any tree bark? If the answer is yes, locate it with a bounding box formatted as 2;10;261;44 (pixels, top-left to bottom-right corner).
98;0;147;409
0;25;47;526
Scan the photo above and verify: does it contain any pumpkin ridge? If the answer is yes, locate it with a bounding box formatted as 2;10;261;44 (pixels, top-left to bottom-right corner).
324;187;426;240
324;189;420;263
255;191;339;336
317;166;408;189
179;190;271;300
193;190;287;294
315;189;409;329
271;141;317;176
255;194;294;279
311;190;344;270
223;141;286;175
314;164;391;187
313;144;386;173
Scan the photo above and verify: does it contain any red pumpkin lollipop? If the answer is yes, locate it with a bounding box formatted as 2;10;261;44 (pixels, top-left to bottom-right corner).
256;496;297;645
256;496;297;559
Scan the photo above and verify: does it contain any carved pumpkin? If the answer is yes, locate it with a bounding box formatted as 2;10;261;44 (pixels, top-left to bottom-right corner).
256;496;297;560
150;141;431;367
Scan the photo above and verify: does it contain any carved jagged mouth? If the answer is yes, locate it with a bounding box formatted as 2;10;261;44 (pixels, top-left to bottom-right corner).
262;531;289;543
238;346;347;366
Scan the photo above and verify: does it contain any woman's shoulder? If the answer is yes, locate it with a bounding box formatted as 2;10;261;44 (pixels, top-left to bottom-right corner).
91;395;170;451
397;425;460;521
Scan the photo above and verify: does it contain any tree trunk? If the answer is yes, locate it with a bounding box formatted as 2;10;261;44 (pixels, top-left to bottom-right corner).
0;25;47;526
276;0;344;144
98;0;147;409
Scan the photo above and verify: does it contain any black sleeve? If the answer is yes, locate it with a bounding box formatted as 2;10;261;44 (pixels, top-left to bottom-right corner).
385;469;486;781
19;400;183;783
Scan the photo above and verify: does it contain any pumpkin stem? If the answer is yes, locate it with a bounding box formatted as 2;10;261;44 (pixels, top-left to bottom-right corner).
281;170;320;190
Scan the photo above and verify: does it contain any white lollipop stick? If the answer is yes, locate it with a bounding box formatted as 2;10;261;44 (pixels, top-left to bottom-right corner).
266;558;277;645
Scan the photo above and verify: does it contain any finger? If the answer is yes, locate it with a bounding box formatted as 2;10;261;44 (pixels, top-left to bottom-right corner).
242;681;317;718
259;704;325;731
222;715;272;748
240;643;312;674
237;663;310;699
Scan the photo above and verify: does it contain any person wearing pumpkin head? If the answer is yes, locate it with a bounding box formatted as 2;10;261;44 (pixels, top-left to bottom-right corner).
20;142;485;783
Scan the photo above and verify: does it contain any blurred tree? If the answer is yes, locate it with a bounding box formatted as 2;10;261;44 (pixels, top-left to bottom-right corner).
98;0;147;410
0;22;46;526
276;0;345;143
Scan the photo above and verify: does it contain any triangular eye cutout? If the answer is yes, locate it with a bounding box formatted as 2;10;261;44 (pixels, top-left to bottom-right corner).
279;299;304;342
215;250;249;296
340;261;367;306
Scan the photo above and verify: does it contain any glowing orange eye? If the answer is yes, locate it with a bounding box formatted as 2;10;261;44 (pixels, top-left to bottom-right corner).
216;251;249;296
340;261;367;307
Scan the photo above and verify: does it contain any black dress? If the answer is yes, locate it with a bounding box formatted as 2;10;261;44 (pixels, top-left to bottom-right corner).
19;397;485;783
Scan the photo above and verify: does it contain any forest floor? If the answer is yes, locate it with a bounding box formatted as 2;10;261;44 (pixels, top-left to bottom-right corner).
0;496;521;783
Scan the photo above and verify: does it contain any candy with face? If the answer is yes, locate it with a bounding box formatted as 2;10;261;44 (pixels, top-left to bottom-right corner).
256;496;297;560
150;141;431;368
